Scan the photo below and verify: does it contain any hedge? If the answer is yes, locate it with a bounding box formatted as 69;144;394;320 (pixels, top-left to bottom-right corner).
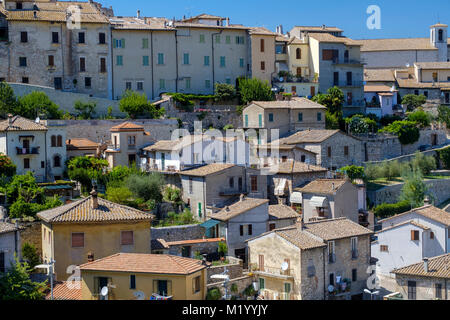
373;200;411;219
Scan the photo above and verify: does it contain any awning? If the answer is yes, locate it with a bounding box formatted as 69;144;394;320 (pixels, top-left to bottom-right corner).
200;219;220;229
274;178;287;196
309;196;327;207
290;192;302;204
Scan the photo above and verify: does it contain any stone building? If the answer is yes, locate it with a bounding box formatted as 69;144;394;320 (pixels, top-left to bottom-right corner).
0;221;21;272
267;204;300;231
247;218;372;300
66;137;101;159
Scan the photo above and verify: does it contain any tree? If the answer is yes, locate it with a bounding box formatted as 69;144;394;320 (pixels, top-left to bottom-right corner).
399;167;430;208
401;94;427;111
0;256;46;300
410;152;436;175
18;91;62;119
406;109;431;128
22;242;40;269
125;173;165;202
106;186;133;205
325;111;340;129
214;83;236;101
340;165;366;181
438;146;450;169
379;120;420;145
437;105;450;127
119;90;165;119
0;82;19;118
312;86;344;115
6;172;44;204
218;241;228;258
67;156;109;192
0;154;16;177
74;100;97;119
238;78;274;105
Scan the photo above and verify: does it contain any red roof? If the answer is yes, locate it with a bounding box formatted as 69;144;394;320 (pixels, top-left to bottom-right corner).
46;281;82;300
110;122;144;132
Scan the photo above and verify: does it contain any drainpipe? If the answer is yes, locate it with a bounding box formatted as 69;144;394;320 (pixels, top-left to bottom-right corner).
60;24;64;89
175;30;179;93
44;130;48;181
322;247;326;300
211;30;223;87
150;31;154;100
110;27;115;99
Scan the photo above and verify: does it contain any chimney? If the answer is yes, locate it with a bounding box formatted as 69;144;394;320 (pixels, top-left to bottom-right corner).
137;10;141;19
87;251;94;262
278;197;286;205
279;24;283;34
331;182;335;191
298;217;304;230
90;185;98;209
33;11;37;19
226;17;230;26
225;206;230;212
239;194;245;202
423;257;429;273
7;114;13;126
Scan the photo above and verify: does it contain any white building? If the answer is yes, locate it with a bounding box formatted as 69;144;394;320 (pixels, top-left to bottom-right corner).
0;221;21;273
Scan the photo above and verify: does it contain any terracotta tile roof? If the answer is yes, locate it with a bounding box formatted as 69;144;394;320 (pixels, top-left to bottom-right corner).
179;163;236;177
268;205;300;220
364;85;396;93
431;23;448;28
288;37;304;45
80;253;207;275
110;121;144;132
37;195;153;224
276;35;289;42
248;27;278;36
0;222;18;235
295;179;348;195
250;98;326;110
182;13;225;21
276;226;327;250
376;220;430;234
393;253;450;279
274;160;328;175
303;217;373;241
291;26;343;33
110;17;153;30
143;134;207;152
379;205;450;227
211;197;269;221
415;62;450;69
357;38;439;52
308;33;360;46
175;21;248;31
257;144;317;154
364;68;396;82
166;237;225;246
66;138;99;150
279;129;340;144
151;238;169;250
46;281;81;300
0;115;47;132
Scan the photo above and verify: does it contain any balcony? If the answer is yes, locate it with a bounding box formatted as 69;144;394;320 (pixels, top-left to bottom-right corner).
334;81;364;87
16;147;39;155
332;58;364;65
351;249;358;260
219;188;246;196
107;145;120;152
250;264;293;278
328;253;336;264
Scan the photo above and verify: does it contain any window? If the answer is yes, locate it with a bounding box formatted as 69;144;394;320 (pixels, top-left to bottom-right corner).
116;55;123;66
407;281;416;300
158;53;164;65
130;275;136;289
220;56;226;68
142;38;149;49
99;32;106;44
379;244;389;252
53;155;61;168
153;280;172;296
317;112;322;121
239;58;244;68
16;2;22;9
51;135;57;147
259;278;265;290
143;55;149;66
215;35;220;43
41;161;45;168
301;155;306;162
0;252;4;273
20;31;28;43
78;32;85;44
48;55;54;67
296;48;301;59
226;36;231;44
333;72;339;86
269;223;276;231
199;34;205;43
19;57;27;67
296;67;302;77
327;146;331;158
71;233;84;248
128;136;136;146
183;53;190;65
23;158;30;169
185;78;191;89
189;177;193;194
204;55;210;66
258;114;262;127
126;82;132;90
260;38;265;52
52;32;59;44
250;175;258;192
226;78;231;84
258;254;264;271
424;91;428;98
328;241;335;263
22;77;29;84
347;92;353;105
284;282;291;294
193;276;201;293
438;29;444;42
113;38;125;48
346;72;353;86
322;49;338;61
159;79;165;89
239;225;244;236
298;112;303;122
282;156;287;162
329;273;335;286
414;90;419;95
260;61;265;71
435;283;442;299
351;237;358;259
411;230;420;241
229;177;234;188
205;80;211;88
137;82;144;91
344;146;349;156
430;232;435;239
121;231;134;245
100;57;106;73
433;72;438;82
244;114;248;127
268;113;274;122
236;36;244;44
248;224;252;235
79;57;86;72
352;269;357;282
84;77;91;88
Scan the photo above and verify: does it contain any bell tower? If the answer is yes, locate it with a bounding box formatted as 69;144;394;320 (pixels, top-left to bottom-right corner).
430;23;448;62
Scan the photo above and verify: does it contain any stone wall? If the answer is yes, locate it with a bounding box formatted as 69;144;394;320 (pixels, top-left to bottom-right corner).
206;275;254;298
17;221;42;260
207;257;244;284
46;119;178;143
150;224;205;242
367;178;450;206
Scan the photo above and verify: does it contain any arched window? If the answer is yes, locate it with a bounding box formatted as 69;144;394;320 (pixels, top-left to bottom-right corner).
57;135;62;147
53;155;61;168
51;135;56;147
296;48;301;59
438;29;444;42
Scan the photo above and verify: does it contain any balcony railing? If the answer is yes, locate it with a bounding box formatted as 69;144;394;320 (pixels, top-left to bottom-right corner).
332;58;363;65
333;81;364;87
219;188;246;196
251;264;293;277
351;249;358;260
16;147;39;155
328;253;336;264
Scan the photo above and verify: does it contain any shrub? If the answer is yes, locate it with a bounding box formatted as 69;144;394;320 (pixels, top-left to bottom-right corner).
0;82;19;118
218;241;228;257
106;186;133;205
364;163;382;181
373;200;412;219
18;91;63;120
0;154;16;177
163;186;182;203
406;109;431;128
22;242;40;269
401;94;427;111
379;120;420;145
340;165;366;181
214;83;236;101
73;100;97;119
437;105;450;127
119;90;164;119
410;152;436;175
206;288;222;300
238;78;274;105
125;173;164;202
223;124;234;130
438;146;450;169
399;167;430;208
380;114;402;127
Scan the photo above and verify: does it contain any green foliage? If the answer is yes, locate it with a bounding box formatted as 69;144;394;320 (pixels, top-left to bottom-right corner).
0;154;16;177
206;287;222;300
380;114;402;127
214;83;236;101
163;186;182;203
125;173;164;202
340;165;366;181
438;146;450;169
223;124;234;130
401;94;427;111
0;256;46;300
325;111;340;129
105;165;141;188
197;111;208;121
379;120;420;145
218;241;228;257
345;114;377;134
399;167;430;208
0;82;19;118
437;105;450;127
106;186;133;205
73;100;97;119
244;284;256;296
67;156;108;192
235;105;245;115
237;78;274;105
119;90;165;119
9;195;62;218
410;151;436;175
406;109;431;128
373;200;412;219
18;91;63;120
230;283;238;293
22;242;40;269
6;172;44;204
312;86;344;115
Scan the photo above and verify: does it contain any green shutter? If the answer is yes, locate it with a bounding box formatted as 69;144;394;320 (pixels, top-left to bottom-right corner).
245;114;248;127
258;114;262;127
113;39;117;48
198;202;202;217
121;38;125;48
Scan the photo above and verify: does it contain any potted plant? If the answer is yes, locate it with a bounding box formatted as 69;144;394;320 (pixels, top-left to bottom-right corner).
218;241;228;261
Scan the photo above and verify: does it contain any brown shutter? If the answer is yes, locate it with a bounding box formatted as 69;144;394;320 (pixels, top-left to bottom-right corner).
259;254;264;271
72;233;84;247
121;231;134;245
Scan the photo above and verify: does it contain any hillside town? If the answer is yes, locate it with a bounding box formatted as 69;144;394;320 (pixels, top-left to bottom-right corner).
0;0;450;302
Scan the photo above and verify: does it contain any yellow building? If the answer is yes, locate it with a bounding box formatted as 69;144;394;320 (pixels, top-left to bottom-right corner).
79;253;207;300
37;188;153;281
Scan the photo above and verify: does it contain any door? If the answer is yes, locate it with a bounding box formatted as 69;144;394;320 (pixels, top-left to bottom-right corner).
346;72;353;86
0;252;5;273
23;139;30;150
296;67;301;77
54;77;62;90
238;177;243;192
235;248;246;265
161;153;165;170
310;86;316;96
128;154;136;166
198;202;202;218
431;134;438;146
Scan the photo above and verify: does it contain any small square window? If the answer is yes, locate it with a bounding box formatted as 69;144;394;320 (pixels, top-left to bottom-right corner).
84;77;92;88
130;275;136;289
22;77;29;84
121;231;134;245
19;57;27;67
20;32;28;43
78;32;85;44
71;233;84;248
137;82;144;91
52;32;59;44
99;32;106;44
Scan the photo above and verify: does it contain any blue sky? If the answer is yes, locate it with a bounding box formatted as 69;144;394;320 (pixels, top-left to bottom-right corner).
99;0;450;40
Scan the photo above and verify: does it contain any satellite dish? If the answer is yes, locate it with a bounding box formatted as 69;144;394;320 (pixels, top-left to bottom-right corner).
406;63;410;68
328;285;335;293
35;117;40;124
133;291;145;300
281;262;289;271
279;77;284;82
101;286;108;296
